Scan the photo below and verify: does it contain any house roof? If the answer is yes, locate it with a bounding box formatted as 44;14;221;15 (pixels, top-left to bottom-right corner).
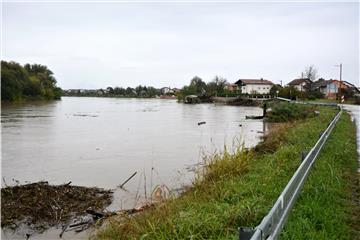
235;79;273;85
311;79;329;90
311;79;359;91
287;78;312;86
342;81;358;89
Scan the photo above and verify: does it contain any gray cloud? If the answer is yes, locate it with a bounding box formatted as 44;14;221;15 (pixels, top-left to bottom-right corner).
2;2;359;89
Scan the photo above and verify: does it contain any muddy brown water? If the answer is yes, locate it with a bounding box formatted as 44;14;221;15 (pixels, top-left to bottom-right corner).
1;97;266;239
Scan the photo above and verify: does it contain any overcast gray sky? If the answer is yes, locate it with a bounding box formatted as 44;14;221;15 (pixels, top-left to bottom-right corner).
2;2;359;89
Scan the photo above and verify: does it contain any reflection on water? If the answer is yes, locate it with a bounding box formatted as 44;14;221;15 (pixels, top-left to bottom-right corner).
2;97;266;239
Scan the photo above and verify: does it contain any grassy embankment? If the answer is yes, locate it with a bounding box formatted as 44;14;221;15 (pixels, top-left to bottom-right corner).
307;98;360;105
95;105;359;240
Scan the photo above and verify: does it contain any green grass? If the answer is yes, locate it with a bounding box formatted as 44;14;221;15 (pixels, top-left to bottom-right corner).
281;112;359;240
94;106;359;240
307;98;359;105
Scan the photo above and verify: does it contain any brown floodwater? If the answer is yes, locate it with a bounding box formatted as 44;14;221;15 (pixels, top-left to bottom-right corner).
1;97;266;239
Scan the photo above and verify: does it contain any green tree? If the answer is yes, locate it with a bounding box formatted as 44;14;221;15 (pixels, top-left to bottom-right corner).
278;86;300;100
206;76;227;97
189;76;206;95
1;61;61;101
270;84;282;97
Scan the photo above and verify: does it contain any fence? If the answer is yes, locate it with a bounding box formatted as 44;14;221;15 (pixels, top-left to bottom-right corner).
239;101;342;240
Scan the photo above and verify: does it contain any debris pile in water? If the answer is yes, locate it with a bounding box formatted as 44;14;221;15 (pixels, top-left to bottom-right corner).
1;181;113;233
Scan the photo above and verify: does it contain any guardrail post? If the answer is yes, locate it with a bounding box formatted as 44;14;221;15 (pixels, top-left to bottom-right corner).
238;227;255;240
301;151;308;162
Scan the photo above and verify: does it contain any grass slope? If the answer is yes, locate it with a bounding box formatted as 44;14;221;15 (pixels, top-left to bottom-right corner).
95;107;358;240
281;112;359;240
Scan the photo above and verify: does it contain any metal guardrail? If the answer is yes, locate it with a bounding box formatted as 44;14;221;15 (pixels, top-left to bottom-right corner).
239;102;342;240
276;97;338;107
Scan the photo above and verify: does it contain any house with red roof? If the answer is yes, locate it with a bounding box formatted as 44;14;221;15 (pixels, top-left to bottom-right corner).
311;79;359;99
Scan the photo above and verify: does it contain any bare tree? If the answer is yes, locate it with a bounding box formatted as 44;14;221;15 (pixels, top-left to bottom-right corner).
304;65;318;81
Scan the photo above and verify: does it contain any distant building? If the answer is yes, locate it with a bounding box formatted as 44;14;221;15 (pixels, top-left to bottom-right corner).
67;89;80;94
235;78;274;94
161;87;174;95
224;83;238;92
287;78;312;92
172;88;180;93
311;79;359;99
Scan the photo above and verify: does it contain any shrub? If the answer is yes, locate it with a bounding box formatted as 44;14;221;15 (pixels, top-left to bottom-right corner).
267;102;316;122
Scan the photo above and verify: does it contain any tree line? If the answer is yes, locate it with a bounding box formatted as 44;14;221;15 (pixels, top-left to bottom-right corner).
177;76;235;101
1;61;62;101
63;85;164;98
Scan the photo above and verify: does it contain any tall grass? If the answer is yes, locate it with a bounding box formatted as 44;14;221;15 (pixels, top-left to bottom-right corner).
94;106;358;240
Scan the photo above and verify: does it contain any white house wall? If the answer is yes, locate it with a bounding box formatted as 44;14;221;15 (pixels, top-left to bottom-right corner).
294;82;308;92
241;84;272;94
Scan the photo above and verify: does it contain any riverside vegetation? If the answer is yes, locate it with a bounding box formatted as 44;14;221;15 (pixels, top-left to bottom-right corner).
1;61;62;101
95;103;359;240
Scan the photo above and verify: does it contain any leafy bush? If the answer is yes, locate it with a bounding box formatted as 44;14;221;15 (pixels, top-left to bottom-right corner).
266;102;316;122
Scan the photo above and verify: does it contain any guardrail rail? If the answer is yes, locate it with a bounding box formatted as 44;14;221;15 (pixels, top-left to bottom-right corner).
239;101;342;240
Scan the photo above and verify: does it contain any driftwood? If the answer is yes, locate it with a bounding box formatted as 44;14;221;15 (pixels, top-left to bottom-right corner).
59;224;69;238
245;115;264;120
119;172;137;188
1;181;113;234
117;203;156;215
58;203;157;236
69;221;91;228
198;121;206;126
62;181;72;186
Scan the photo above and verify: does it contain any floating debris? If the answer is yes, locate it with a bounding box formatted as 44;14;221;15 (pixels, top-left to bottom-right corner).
118;171;137;189
245;115;264;120
72;114;98;117
1;181;113;233
198;121;206;126
151;185;170;201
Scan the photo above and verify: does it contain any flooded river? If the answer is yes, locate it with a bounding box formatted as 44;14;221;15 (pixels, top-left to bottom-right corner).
1;97;265;239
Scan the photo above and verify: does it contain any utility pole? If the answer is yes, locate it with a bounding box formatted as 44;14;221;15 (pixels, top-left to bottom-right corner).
335;63;342;102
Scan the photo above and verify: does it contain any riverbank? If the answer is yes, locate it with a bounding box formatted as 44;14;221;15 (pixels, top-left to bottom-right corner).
95;106;359;239
1;97;61;106
1;182;113;235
